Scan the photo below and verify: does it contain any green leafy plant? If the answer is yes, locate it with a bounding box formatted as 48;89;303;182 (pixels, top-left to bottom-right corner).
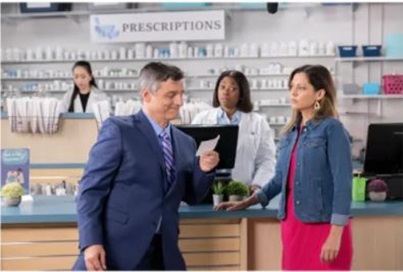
225;181;249;197
1;182;25;198
212;181;225;195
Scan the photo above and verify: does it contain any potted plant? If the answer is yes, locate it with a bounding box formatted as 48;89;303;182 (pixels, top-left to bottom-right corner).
1;182;25;207
212;181;225;206
367;179;388;202
225;180;249;202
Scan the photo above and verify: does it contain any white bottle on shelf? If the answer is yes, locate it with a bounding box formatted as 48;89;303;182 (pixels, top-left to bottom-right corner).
56;47;63;60
45;47;53;61
206;44;214;58
35;47;43;61
309;42;318;56
135;43;146;59
169;42;178;58
214;43;223;58
250;43;259;57
187;47;193;58
240;43;249;57
178;42;187;58
146;45;153;59
119;47;126;60
318;41;325;56
270;42;279;56
299;40;309;56
279;42;288;56
326;41;334;56
261;43;270;57
288;41;297;56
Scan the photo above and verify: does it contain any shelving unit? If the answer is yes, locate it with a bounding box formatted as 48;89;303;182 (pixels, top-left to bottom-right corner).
341;94;403;99
1;55;335;65
335;56;403;62
335;54;403;119
1;42;336;139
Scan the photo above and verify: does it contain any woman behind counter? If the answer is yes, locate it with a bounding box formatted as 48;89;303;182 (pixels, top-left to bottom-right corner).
61;61;107;113
192;70;276;193
216;65;353;270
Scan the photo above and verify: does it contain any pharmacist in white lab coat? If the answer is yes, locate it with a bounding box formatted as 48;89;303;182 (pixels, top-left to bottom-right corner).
61;61;108;113
192;70;276;192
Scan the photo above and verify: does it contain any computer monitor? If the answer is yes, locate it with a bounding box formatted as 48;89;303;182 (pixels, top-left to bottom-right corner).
175;124;239;170
364;123;403;175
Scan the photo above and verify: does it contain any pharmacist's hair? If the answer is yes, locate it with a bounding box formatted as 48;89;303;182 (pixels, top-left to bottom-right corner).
212;70;253;113
139;62;184;94
69;61;98;112
283;64;338;134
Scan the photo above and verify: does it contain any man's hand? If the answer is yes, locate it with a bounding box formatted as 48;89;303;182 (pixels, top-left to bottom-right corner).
199;150;219;172
84;244;107;271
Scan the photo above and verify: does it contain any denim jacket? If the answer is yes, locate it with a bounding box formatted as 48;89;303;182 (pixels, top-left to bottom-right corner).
256;116;352;226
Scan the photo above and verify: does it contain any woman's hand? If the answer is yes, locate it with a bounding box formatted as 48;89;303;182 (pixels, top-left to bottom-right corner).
214;194;259;211
320;225;343;263
214;200;249;211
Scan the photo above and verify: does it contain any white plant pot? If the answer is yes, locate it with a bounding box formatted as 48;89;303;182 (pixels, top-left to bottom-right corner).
212;194;224;206
229;195;243;202
3;196;22;207
369;191;387;202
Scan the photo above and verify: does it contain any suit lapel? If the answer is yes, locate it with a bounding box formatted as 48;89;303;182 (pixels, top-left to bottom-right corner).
134;110;166;170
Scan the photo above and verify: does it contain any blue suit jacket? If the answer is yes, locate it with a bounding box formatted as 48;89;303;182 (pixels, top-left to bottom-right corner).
73;110;215;270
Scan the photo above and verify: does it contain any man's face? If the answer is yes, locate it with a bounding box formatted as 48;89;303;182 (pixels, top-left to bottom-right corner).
142;79;184;124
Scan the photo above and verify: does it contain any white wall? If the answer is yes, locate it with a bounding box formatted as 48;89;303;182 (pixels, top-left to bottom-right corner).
1;2;403;150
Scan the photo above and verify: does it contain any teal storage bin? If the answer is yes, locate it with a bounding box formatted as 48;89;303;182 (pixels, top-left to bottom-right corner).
385;34;403;57
238;3;266;9
162;3;212;9
363;83;380;95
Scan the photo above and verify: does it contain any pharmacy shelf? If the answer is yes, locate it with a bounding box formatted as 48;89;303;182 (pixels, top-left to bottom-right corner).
2;76;137;81
259;104;291;107
335;57;403;62
2;74;288;81
341;94;403;99
16;87;289;93
1;55;336;65
189;87;288;91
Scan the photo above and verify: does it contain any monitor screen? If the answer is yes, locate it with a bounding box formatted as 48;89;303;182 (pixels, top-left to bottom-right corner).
175;124;239;170
364;123;403;175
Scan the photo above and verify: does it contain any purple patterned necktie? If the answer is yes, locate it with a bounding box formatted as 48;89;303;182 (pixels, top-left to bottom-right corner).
159;129;175;188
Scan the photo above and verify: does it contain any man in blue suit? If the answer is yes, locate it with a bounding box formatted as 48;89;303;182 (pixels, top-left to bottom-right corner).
73;62;219;270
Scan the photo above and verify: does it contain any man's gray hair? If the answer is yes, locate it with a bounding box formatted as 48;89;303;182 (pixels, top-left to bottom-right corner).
138;62;184;93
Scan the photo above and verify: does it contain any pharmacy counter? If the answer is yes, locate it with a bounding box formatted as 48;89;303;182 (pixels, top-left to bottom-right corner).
1;196;402;270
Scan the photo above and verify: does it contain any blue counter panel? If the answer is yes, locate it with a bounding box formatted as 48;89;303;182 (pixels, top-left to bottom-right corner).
2;195;402;225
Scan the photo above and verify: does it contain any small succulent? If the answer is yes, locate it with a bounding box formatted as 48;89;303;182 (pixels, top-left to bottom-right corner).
224;180;249;197
1;182;25;198
212;181;225;195
368;179;388;193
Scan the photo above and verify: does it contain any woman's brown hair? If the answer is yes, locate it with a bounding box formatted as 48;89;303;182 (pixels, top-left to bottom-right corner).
283;65;338;133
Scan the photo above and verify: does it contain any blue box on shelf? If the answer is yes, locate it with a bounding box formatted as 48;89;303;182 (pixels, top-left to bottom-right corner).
20;3;72;13
362;45;382;57
338;46;358;58
362;83;380;95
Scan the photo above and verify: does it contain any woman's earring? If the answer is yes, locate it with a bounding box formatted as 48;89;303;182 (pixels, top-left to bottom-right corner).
314;101;321;110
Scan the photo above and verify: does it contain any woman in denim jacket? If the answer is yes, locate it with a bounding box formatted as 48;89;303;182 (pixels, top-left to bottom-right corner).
215;65;353;270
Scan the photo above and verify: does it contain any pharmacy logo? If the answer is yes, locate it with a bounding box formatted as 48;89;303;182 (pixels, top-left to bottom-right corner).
93;17;120;40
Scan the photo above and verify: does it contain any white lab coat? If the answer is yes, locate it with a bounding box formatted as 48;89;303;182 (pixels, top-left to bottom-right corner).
192;108;276;187
61;87;108;113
